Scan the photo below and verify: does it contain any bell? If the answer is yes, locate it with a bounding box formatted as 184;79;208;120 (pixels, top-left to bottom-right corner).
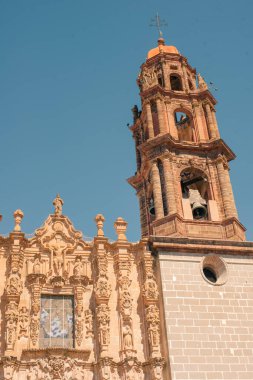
149;199;155;216
149;205;155;216
192;202;207;220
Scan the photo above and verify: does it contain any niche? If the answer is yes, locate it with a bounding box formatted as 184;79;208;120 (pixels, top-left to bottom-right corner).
170;74;183;91
180;168;209;220
175;111;195;142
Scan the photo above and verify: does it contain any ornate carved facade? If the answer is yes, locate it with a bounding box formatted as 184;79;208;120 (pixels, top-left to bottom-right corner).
1;36;253;380
0;196;166;380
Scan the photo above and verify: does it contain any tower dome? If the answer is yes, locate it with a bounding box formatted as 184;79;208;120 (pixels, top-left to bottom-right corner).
147;37;179;59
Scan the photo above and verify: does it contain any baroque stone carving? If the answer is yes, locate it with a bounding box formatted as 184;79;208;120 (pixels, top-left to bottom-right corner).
145;305;161;355
95;276;112;300
5;269;23;297
97;304;110;349
142;272;158;300
53;194;64;216
18;306;29;338
27;356;87;380
5;301;19;350
85;309;93;339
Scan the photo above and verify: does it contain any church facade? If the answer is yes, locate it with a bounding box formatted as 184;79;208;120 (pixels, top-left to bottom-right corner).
0;37;253;380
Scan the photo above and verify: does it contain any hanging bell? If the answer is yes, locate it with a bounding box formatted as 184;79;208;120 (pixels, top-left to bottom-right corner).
192;202;207;220
149;199;155;216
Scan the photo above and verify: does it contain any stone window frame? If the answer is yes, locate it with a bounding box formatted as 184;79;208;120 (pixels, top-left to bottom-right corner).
200;254;228;286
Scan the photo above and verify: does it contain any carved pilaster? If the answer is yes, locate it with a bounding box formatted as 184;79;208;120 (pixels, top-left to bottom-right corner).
114;218;136;360
141;242;163;367
73;285;85;347
26;274;46;348
4;220;26;356
93;218;111;358
5;301;19;352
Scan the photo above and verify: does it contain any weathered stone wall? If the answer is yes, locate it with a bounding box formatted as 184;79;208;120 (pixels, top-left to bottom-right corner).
159;250;253;380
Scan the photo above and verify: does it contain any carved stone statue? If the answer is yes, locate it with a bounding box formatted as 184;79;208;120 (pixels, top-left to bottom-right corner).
6;269;22;296
148;321;160;347
53;194;64;216
33;256;41;274
122;325;133;350
73;256;83;277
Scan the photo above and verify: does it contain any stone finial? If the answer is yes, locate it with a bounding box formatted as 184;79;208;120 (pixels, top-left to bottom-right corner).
114;217;128;241
95;214;105;237
13;209;24;232
53;194;64;216
198;73;208;90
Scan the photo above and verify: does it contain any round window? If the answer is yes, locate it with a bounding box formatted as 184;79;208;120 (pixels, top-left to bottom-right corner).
200;255;228;285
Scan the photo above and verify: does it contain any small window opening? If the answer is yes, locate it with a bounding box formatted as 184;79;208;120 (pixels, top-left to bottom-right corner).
203;267;217;283
175;112;194;142
170;75;183;91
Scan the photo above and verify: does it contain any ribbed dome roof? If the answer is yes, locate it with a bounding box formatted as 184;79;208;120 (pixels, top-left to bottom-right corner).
147;37;179;59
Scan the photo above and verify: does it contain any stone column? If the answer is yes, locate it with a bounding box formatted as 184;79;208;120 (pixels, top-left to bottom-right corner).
145;102;154;139
192;102;207;141
162;158;177;214
216;157;238;219
165;101;178;139
205;102;218;139
156;98;166;134
211;109;220;138
182;62;189;92
151;162;164;220
138;189;149;237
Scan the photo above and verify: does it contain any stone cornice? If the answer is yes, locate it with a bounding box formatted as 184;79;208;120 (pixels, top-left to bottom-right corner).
139;134;236;161
140;84;217;105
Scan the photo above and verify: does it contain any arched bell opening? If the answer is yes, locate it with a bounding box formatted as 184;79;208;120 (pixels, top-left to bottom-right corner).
157;159;168;217
174;110;196;142
170;74;183;91
150;101;160;136
180;168;210;221
157;74;164;87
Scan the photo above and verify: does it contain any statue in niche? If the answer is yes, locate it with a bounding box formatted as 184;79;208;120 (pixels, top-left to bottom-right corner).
33;256;41;274
122;324;133;350
148;321;160;347
50;234;67;276
73;256;83;277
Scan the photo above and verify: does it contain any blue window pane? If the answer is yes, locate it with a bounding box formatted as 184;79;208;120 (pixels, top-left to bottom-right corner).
40;295;74;348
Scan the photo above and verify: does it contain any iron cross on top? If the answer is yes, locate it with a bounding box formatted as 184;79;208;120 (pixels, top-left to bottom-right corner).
150;13;168;37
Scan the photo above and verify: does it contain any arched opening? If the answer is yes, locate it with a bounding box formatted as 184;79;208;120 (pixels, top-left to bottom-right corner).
180;168;210;220
157;74;164;87
174;111;195;142
157;160;168;216
170;74;183;91
150;101;160;136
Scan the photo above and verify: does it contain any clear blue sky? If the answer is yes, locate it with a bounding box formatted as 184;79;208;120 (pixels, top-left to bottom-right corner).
0;0;253;241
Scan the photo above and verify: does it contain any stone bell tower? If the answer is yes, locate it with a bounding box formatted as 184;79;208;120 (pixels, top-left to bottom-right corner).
128;36;245;241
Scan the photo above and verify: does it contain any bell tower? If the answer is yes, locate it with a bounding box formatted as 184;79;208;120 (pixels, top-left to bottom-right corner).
128;36;246;241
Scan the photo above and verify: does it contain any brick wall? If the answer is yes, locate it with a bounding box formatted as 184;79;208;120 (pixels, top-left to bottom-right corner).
159;252;253;380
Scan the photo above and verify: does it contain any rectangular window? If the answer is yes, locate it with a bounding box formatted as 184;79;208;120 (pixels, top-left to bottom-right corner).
40;295;74;348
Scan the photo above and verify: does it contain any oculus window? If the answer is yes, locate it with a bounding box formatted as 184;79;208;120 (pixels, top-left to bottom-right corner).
40;295;74;348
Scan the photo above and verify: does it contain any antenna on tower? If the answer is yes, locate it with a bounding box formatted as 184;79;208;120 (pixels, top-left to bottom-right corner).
149;13;168;38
